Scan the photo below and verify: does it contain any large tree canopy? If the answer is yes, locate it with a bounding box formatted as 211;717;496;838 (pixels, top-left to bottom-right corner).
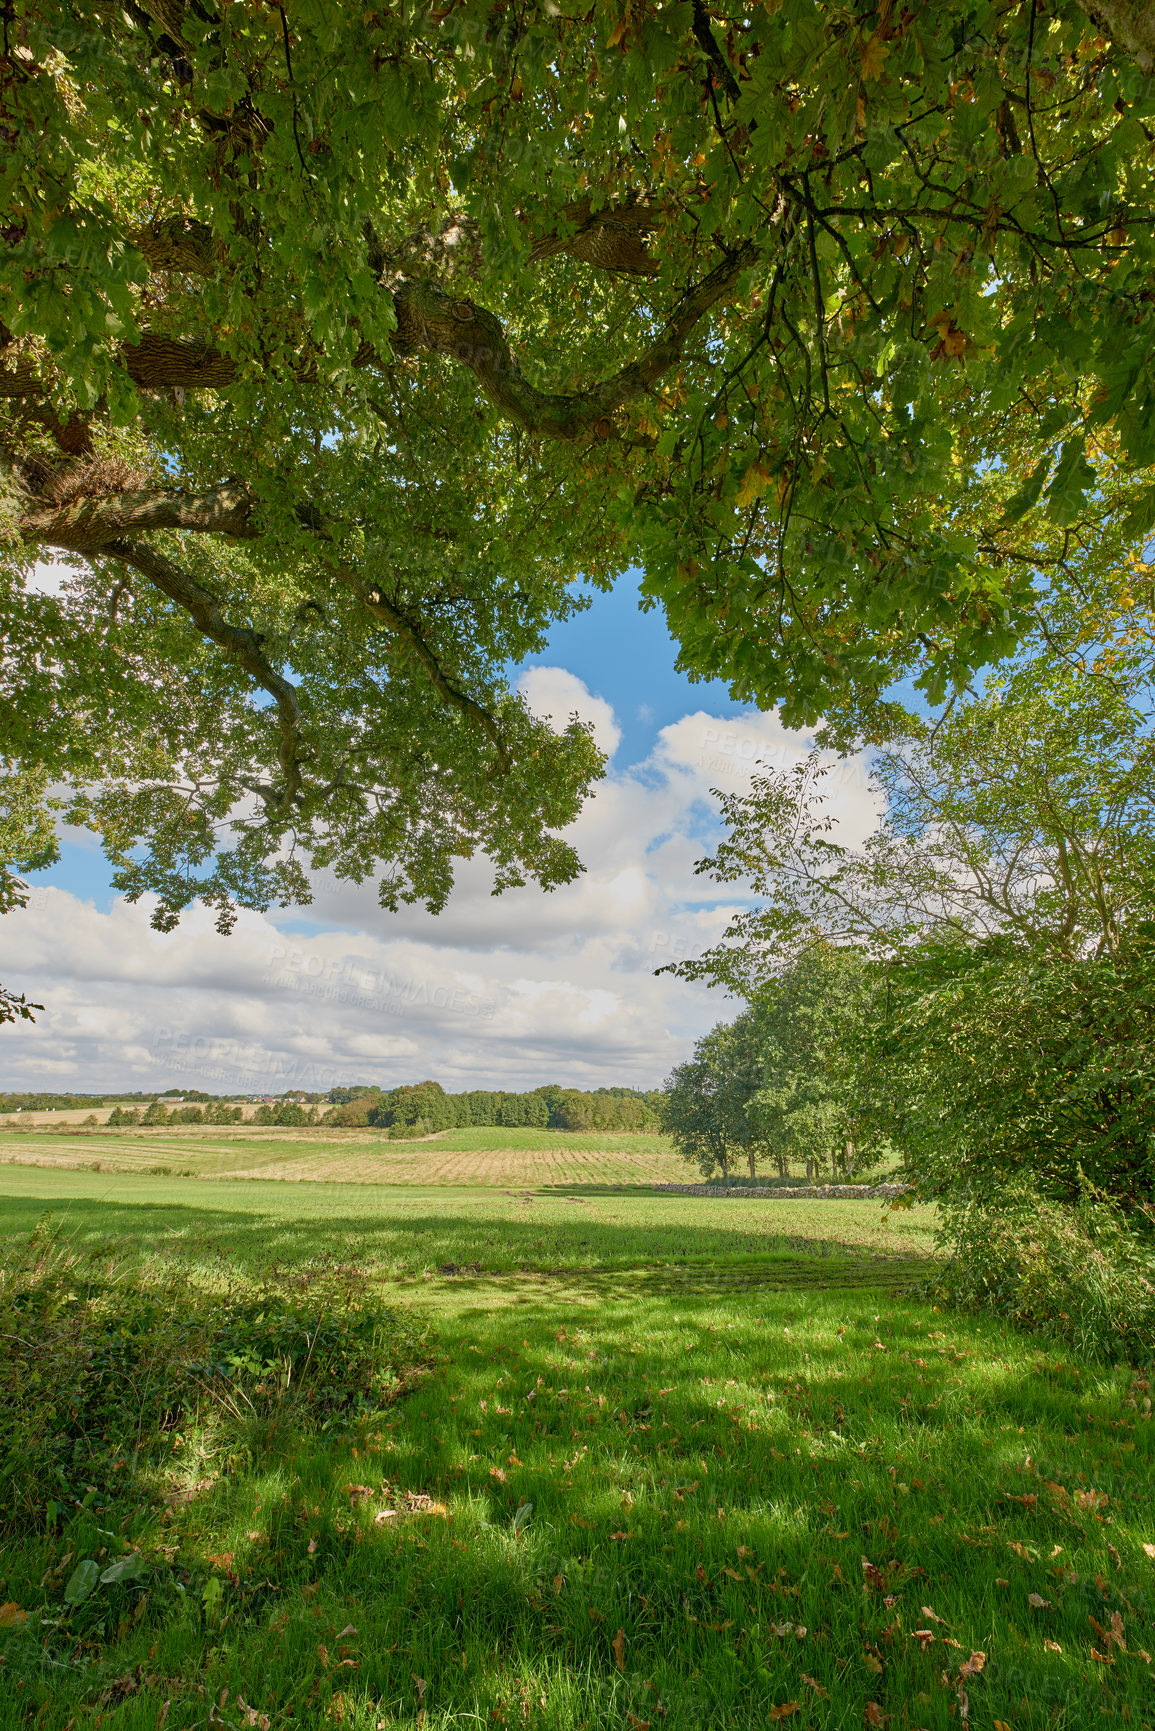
4;0;1155;925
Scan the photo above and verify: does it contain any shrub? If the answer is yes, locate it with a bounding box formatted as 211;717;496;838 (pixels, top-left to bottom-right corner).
929;1186;1155;1361
0;1219;430;1536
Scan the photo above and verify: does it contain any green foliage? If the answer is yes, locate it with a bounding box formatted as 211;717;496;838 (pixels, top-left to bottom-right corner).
660;1017;764;1179
873;944;1155;1213
748;946;887;1180
930;1186;1155;1361
0;1217;427;1538
252;1100;317;1127
6;3;1155;923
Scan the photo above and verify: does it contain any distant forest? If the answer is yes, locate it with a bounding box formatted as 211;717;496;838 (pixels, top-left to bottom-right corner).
326;1083;662;1134
1;1082;663;1134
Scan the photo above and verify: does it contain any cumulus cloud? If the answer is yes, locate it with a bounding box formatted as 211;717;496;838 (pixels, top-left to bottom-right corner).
517;665;622;759
0;673;879;1094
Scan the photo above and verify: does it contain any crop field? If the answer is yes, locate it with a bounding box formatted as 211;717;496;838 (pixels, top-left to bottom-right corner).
0;1126;689;1189
0;1160;1151;1731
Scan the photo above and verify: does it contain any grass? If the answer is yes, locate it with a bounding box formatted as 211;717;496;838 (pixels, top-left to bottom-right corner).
0;1169;1151;1731
0;1169;937;1274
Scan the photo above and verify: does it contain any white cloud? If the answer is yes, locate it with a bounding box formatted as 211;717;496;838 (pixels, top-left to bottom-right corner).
0;673;880;1094
518;665;622;759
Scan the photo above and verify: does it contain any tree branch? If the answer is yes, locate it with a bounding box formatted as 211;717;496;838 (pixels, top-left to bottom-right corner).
328;564;512;777
102;538;304;808
18;483;255;556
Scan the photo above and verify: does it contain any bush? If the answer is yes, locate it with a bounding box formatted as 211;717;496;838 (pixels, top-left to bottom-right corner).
325;1095;377;1127
929;1187;1155;1361
0;1218;430;1537
875;944;1155;1214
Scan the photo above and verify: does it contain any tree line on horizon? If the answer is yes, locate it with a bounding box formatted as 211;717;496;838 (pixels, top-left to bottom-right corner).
326;1083;662;1134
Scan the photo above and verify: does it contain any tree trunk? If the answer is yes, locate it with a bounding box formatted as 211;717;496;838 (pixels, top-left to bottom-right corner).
748;1147;756;1180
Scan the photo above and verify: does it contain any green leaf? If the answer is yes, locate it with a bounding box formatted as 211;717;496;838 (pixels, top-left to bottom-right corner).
100;1553;148;1585
63;1560;100;1606
1044;437;1096;527
1001;455;1050;525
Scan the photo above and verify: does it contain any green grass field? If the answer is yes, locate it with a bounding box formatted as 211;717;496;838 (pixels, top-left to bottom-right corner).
0;1157;1151;1731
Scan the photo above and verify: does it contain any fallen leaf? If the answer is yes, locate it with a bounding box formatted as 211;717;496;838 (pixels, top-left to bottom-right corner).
912;1629;935;1649
346;1484;373;1502
336;1625;358;1640
800;1673;828;1699
1028;1594;1051;1609
864;1706;887;1728
769;1706;799;1722
374;1509;399;1524
1143;1543;1155;1560
0;1604;28;1630
490;1467;507;1484
958;1651;986;1680
612;1628;626;1672
307;1537;317;1555
206;1552;234;1570
864;1653;884;1675
920;1605;946;1625
1045;1638;1062;1653
993;1723;1013;1731
157;1705;170;1730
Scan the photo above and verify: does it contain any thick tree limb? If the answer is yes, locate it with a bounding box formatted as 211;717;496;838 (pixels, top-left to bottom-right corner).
18;483;255;555
392;239;761;439
3;239;757;439
526;199;660;276
102;538;304;807
1082;0;1155;71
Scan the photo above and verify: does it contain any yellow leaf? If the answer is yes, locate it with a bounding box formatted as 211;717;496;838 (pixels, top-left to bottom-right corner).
607;17;629;49
0;1603;28;1629
860;32;890;80
736;461;772;506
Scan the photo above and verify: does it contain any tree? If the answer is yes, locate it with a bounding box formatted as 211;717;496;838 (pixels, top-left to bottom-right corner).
747;945;883;1180
5;2;1155;925
661;1015;765;1179
673;563;1155;1211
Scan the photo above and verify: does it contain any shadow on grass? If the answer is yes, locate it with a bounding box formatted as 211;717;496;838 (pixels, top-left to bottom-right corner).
0;1207;1151;1731
0;1192;929;1282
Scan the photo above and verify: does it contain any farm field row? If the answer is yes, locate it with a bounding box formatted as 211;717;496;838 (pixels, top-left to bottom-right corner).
0;1127;689;1188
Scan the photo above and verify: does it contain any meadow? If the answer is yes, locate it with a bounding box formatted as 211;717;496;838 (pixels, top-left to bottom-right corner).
0;1142;1151;1731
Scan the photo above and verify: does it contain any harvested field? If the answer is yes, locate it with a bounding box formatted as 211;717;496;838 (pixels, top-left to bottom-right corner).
0;1126;690;1187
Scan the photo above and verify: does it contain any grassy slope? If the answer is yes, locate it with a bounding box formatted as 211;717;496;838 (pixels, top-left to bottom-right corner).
0;1178;1151;1730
